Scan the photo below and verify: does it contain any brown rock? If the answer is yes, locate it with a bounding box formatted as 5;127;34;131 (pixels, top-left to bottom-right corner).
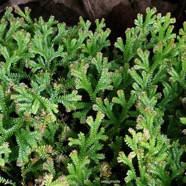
0;0;185;35
106;2;137;45
0;0;38;12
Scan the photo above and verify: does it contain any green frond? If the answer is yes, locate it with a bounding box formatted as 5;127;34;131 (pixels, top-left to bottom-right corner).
115;30;136;63
125;134;138;153
0;45;9;61
112;90;127;106
0;19;8;39
6;17;24;41
56;90;82;112
82;19;110;56
2;7;14;20
33;145;53;160
52;22;68;44
43;158;56;176
136;49;150;71
11;84;58;121
118;151;137;182
43;174;68;186
0;142;11;167
71;61;95;100
78;17;91;31
91;52;111;76
69;132;86;147
128;68;144;89
180;117;186;125
135;7;157;29
93;98;118;124
0;176;16;186
14;5;33;24
111;69;123;90
12;30;30;54
69;112;107;163
94;68;113;94
125;170;136;183
117;151;129;166
72;102;92;123
15;129;41;166
67;150;91;184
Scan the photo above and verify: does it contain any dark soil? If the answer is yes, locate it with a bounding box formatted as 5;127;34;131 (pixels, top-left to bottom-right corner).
0;0;185;43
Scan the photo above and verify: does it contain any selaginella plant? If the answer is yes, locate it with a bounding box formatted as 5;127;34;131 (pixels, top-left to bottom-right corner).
0;5;185;186
116;8;186;185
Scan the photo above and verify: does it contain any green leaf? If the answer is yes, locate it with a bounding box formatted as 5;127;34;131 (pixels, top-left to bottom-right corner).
180;117;186;125
32;99;40;114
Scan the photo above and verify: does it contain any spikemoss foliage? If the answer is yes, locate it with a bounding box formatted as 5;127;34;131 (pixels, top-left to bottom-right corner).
0;6;186;186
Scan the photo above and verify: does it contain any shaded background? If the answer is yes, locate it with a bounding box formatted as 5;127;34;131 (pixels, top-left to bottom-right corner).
0;0;185;44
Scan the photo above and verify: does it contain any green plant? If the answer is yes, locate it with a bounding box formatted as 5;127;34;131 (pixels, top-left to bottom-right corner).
67;112;107;185
116;8;186;185
0;5;185;186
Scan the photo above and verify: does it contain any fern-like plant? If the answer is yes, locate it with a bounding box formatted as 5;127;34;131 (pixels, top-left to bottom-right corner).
0;5;185;186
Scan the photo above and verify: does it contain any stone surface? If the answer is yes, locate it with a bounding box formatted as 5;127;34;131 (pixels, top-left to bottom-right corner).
0;0;185;42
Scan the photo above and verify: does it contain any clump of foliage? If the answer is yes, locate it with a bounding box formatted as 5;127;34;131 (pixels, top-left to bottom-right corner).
0;5;185;185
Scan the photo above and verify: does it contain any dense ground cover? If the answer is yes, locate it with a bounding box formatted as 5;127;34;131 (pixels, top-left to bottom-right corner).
0;6;186;186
